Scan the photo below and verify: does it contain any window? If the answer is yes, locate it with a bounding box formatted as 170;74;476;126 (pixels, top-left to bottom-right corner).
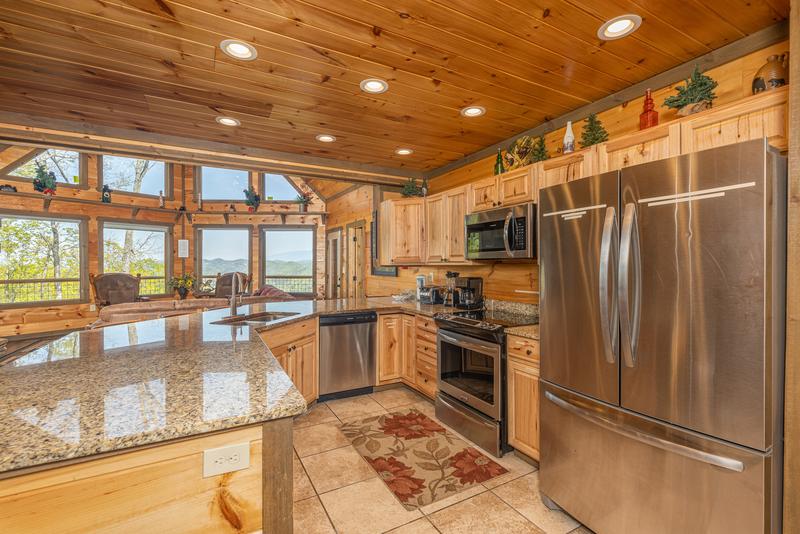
10;149;81;185
262;173;300;201
261;227;314;296
0;214;84;305
101;222;170;295
199;166;249;200
197;227;250;290
101;155;167;197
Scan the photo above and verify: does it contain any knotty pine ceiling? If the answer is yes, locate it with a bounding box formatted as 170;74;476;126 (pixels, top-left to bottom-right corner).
0;0;789;172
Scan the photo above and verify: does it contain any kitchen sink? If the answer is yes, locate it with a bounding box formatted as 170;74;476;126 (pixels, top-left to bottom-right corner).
210;311;299;327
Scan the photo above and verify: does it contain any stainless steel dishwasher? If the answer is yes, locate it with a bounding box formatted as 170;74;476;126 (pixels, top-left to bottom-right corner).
319;312;377;396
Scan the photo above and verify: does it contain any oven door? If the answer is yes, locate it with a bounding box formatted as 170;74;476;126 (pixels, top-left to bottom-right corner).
465;204;534;260
437;330;502;420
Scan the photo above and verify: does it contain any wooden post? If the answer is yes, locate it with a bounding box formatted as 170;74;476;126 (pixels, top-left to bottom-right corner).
262;417;293;534
784;1;799;532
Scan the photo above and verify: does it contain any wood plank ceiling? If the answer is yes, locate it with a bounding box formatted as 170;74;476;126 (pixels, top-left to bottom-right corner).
0;0;789;172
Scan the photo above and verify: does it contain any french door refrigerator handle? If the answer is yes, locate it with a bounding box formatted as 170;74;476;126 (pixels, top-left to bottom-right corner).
619;203;642;368
599;207;619;364
544;391;745;472
503;211;515;258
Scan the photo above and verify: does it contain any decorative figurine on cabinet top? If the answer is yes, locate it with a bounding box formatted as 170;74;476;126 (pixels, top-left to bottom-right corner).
752;53;789;94
562;121;575;154
639;89;659;130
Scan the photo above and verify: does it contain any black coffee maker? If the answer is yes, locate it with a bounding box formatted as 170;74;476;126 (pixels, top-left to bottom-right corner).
455;277;484;310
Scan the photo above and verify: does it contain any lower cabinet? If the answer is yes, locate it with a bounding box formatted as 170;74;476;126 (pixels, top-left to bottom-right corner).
378;314;402;383
260;319;318;404
401;314;416;382
507;356;540;460
378;313;439;399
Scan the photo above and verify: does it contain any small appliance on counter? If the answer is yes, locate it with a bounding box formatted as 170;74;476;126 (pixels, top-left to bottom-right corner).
418;286;445;305
443;271;459;307
415;274;426;301
455;277;484;310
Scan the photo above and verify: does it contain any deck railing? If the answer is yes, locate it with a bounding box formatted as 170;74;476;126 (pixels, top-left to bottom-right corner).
0;278;81;304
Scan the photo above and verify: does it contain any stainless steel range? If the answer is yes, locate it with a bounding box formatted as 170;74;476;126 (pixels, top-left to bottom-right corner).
434;309;536;457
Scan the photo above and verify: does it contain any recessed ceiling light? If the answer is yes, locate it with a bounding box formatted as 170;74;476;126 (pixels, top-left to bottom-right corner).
219;39;258;60
360;78;389;94
216;116;241;126
395;148;414;155
460;105;486;118
316;134;337;143
597;14;642;40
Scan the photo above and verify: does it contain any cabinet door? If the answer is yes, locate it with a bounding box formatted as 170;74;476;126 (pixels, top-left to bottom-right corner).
507;357;540;460
424;194;446;263
293;335;318;404
401;315;416;383
444;187;468;263
540;147;597;190
498;167;534;206
378;314;402;382
392;199;426;264
597;123;680;173
467;176;498;212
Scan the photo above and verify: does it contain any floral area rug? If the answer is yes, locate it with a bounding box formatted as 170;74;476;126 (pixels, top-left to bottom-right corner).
340;408;507;510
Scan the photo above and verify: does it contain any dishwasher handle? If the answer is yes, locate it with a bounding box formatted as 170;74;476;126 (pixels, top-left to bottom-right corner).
319;312;378;326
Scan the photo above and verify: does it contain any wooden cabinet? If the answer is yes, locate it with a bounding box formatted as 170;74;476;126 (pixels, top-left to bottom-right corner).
378;314;402;383
467;166;535;213
379;198;426;265
414;315;439;399
401;314;416;383
597;123;681;173
259;319;318;403
538;147;598;192
424;186;470;264
507;356;540;461
679;87;789;153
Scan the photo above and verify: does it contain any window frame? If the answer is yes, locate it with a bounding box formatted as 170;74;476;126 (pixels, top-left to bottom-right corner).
1;148;88;189
195;165;253;203
0;209;89;309
259;224;317;298
98;218;174;298
260;173;304;203
193;224;253;290
97;155;173;200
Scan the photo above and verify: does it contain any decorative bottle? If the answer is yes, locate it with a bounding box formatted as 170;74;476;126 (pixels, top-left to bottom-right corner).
639;89;659;130
563;121;575;154
493;148;505;175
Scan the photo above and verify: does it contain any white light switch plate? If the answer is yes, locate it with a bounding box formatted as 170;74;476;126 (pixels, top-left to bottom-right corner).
203;442;250;478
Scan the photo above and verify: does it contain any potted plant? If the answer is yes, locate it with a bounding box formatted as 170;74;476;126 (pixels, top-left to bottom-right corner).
169;273;195;300
244;186;261;213
33;162;57;195
296;192;312;212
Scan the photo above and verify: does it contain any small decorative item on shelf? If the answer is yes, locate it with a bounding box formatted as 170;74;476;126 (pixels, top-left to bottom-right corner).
296;192;312;212
244;186;261;213
580;113;609;148
504;135;535;170
493;148;505;175
169;273;195;300
0;184;18;192
228;204;236;212
197;196;203;211
420;177;429;197
562;121;575;154
639;89;659;130
101;184;112;203
401;178;424;198
752;53;789;94
32;162;57;195
663;65;718;116
158;190;165;208
531;135;549;163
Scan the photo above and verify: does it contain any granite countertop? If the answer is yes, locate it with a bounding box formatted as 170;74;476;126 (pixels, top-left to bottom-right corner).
505;324;540;340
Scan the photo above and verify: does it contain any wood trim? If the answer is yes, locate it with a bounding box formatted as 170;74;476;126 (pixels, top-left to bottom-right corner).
424;21;790;179
262;417;293;534
784;1;799;531
325;183;363;202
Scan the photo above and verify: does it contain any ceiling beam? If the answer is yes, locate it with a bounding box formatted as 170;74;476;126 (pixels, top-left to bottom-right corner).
0;112;420;186
424;21;790;180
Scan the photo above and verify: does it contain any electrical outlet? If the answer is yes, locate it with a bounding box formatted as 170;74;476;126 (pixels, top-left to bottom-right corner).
89;304;97;312
203;443;250;478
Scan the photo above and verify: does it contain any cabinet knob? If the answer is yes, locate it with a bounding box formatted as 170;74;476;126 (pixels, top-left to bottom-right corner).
526;349;532;355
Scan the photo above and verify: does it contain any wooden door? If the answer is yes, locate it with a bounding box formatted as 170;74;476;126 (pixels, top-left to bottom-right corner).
424;193;446;263
293;335;318;403
507;357;540;460
467;176;498;212
445;187;468;263
378;314;402;383
498;166;535;206
597;123;681;173
346;222;366;298
325;228;343;299
401;314;416;383
539;147;598;191
391;199;425;264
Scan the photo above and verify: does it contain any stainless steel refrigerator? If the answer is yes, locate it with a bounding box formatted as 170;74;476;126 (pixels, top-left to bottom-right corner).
538;139;786;534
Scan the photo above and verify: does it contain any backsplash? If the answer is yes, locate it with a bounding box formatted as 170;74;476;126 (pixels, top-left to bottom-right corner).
486;299;539;317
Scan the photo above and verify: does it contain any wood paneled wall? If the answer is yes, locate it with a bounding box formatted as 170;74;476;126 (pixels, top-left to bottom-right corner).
326;186;539;304
430;40;791;192
0;146;326;337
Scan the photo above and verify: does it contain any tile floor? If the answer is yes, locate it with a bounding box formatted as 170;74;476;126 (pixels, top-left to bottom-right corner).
291;386;590;534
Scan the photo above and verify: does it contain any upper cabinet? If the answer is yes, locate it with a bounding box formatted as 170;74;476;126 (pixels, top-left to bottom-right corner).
379;198;426;265
468;166;536;213
538;147;597;191
425;186;469;264
597;123;681;173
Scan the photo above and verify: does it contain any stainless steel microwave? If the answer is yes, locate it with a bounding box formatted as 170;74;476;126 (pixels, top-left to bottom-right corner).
465;203;536;260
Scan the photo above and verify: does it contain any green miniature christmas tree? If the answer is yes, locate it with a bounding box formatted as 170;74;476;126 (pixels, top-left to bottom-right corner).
531;135;549;162
32;162;58;194
663;65;718;111
401;178;424;197
580;114;609;148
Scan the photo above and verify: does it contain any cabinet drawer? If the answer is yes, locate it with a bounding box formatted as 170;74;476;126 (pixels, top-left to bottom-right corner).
416;328;438;345
507;335;540;363
416;354;437;377
416;338;437;360
260;319;316;349
416;370;437;398
415;315;438;334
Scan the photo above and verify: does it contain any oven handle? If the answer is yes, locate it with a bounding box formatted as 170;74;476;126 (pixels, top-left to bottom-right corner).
439;333;499;355
503;211;515;258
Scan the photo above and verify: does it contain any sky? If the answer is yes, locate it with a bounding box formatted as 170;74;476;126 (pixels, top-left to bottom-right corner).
103;156;166;195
